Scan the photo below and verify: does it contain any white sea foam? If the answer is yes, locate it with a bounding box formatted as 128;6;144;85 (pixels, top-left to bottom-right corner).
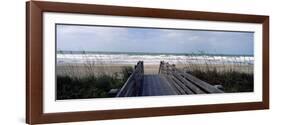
57;54;254;65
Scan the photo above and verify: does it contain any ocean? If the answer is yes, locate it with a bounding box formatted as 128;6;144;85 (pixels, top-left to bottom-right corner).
56;51;254;65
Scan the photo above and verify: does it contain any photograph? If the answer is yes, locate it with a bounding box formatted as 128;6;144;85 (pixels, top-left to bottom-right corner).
26;1;269;124
56;24;254;100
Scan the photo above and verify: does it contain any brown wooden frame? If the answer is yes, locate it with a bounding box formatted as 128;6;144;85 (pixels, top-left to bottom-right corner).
26;1;269;124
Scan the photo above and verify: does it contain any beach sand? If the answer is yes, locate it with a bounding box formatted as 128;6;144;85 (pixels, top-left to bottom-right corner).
56;63;162;77
57;64;133;77
57;62;253;78
181;64;254;73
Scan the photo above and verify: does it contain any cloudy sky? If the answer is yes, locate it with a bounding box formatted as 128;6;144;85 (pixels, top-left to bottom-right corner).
56;24;254;55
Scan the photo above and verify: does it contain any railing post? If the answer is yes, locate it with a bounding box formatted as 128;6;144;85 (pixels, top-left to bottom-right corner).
164;62;168;75
172;64;176;72
116;61;144;97
134;61;143;96
138;61;144;96
159;61;163;74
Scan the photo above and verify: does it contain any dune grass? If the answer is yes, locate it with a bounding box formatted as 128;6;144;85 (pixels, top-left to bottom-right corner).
187;69;253;92
182;53;254;93
57;66;133;100
56;51;134;100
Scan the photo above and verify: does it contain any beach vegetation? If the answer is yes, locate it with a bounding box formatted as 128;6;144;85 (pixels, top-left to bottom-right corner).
56;66;133;100
182;53;254;93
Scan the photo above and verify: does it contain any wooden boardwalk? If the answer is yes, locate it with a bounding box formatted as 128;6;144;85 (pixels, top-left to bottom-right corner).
116;61;223;97
141;75;177;96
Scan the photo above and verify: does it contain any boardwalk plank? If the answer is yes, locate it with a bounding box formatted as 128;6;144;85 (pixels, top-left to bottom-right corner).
178;70;223;93
158;61;224;94
141;75;177;96
172;73;204;94
162;75;181;94
170;75;194;94
159;75;178;95
166;75;186;94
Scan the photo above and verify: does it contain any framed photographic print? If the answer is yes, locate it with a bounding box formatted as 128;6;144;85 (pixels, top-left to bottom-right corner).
26;1;269;124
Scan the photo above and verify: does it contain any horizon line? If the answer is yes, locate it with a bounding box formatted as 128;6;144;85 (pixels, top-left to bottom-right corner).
56;50;254;56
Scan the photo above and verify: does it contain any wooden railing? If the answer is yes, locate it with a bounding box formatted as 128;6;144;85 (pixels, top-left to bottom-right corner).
116;61;144;97
159;61;223;94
